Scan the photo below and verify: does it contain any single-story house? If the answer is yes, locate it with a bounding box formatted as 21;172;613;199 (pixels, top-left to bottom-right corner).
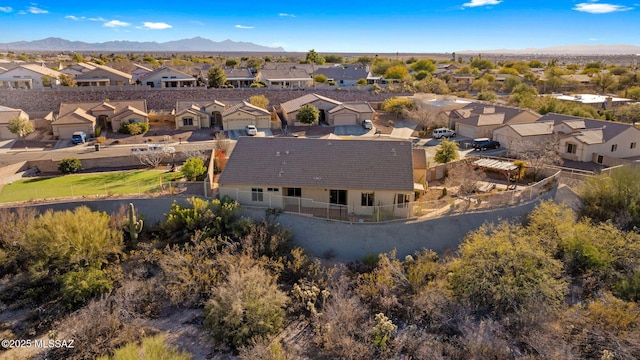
75;64;132;86
451;103;541;139
0;64;63;89
174;100;270;131
0;106;31;139
54;100;148;137
256;69;313;89
313;65;373;87
493;121;555;150
60;62;97;78
138;66;197;88
131;63;154;83
548;93;635;110
224;68;256;88
280;93;374;126
218;137;417;217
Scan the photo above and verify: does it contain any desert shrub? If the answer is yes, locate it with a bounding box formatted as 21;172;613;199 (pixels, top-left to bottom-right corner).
96;334;192;360
204;262;288;348
586;292;638;334
118;122;149;135
614;271;640;302
58;158;82;174
0;207;37;274
96;136;107;144
161;196;249;244
238;336;290;360
60;267;116;307
180;157;206;181
158;234;222;307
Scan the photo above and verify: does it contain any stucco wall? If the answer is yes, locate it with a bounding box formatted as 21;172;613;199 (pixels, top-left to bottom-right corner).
0;88;401;113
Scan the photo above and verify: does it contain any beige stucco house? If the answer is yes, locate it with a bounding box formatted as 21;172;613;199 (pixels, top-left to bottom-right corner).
174;100;270;131
54;100;148;138
256;69;313;89
0;106;31;139
451;103;541;139
0;64;63;89
280;93;374;127
138;66;197;88
493;121;555;150
219;137;417;217
75;64;132;86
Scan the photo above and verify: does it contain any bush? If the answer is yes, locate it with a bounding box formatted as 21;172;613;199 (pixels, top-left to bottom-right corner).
181;157;207;181
60;267;116;307
204;263;288;348
96;136;107;144
96;334;192;360
58;158;82;174
118;122;149;135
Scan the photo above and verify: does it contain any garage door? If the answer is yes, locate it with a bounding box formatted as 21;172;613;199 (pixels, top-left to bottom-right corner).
333;114;357;126
56;125;91;139
0;125;18;139
226;119;254;131
457;124;477;139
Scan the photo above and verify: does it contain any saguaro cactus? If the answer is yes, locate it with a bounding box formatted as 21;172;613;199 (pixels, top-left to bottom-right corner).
127;202;143;248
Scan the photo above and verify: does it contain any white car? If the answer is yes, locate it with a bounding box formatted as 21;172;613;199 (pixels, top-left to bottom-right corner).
432;128;456;139
245;125;258;136
362;119;373;130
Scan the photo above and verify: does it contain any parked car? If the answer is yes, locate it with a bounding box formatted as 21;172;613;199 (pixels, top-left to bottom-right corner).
245;125;257;136
71;131;87;145
472;138;500;150
432;128;456;139
362;119;373;130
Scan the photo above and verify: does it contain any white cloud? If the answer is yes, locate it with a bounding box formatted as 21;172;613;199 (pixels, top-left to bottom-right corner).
462;0;502;7
104;20;130;27
28;6;47;14
142;22;172;30
235;24;254;29
191;20;205;26
589;37;599;41
278;13;296;17
88;17;107;22
65;15;83;21
0;6;13;13
574;2;633;13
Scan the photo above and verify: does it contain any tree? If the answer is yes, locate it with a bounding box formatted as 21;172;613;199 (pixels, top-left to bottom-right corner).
381;97;414;118
470;58;495;70
477;91;497;101
181;157;206;181
614;103;640;123
444;161;487;202
509;137;561;181
402;106;445;131
127;123;143;139
433;138;459;164
132;146;173;168
204;262;288;348
296;104;319;126
384;65;409;80
324;54;345;63
501;76;522;93
470;78;489;92
249;95;269;109
592;72;616;94
207;65;226;88
410;59;436;73
225;59;238;67
314;74;329;83
59;73;77;87
7;116;34;144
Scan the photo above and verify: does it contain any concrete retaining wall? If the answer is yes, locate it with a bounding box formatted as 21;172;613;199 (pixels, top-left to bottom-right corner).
27;152;191;173
7;186;559;261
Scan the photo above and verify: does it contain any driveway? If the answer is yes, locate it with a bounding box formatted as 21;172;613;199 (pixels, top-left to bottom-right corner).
390;120;416;139
225;128;273;140
333;125;373;137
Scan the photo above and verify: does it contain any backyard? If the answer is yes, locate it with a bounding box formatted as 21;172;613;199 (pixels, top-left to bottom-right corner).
0;169;187;203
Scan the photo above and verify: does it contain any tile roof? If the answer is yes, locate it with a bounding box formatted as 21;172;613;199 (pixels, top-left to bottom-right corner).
259;69;311;81
175;99;226;112
280;93;342;113
0;106;26;124
222;101;270;116
327;102;374;114
506;121;555;137
314;66;370;81
54;108;95;125
59;100;147;118
219;137;414;191
537;113;637;143
14;64;63;78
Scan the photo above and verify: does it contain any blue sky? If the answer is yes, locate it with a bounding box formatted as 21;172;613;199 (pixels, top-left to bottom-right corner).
0;1;638;53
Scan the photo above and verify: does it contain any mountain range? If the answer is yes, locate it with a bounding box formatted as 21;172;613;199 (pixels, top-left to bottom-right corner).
458;44;640;55
0;37;285;52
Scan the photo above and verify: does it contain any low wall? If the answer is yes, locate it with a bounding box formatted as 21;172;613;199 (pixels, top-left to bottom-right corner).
27;152;191;173
0;161;31;185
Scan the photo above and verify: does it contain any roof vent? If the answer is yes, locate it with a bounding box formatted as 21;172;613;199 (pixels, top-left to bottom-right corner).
313;176;322;181
276;151;280;156
285;150;290;155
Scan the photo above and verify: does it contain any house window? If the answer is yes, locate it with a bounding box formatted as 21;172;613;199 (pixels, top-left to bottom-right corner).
329;189;347;205
183;118;193;126
251;188;264;202
631;142;637;149
286;187;301;197
396;194;410;208
611;144;618;152
361;192;375;207
267;187;279;192
566;143;577;154
597;155;604;164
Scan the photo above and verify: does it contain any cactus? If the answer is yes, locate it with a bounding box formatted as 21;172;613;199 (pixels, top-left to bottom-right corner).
127;202;143;248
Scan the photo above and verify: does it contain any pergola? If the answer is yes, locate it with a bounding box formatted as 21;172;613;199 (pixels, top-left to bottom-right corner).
473;158;519;186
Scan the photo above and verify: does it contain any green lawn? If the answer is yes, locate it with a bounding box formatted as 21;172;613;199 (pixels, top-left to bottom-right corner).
0;170;185;203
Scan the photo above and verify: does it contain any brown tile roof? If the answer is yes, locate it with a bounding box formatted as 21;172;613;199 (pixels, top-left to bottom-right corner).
59;100;147;118
219;137;414;191
259;68;311;81
280;93;342;113
537;113;637;143
54;108;95;125
0;106;27;124
507;121;555;137
222;101;270;116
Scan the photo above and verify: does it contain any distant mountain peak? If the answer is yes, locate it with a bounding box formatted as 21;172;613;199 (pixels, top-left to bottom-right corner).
0;37;285;52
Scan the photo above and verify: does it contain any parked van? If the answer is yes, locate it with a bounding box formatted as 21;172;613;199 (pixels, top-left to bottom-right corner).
432;128;456;139
71;131;87;145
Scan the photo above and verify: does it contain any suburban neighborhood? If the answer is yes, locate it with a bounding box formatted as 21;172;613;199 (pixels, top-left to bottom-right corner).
2;48;640;360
